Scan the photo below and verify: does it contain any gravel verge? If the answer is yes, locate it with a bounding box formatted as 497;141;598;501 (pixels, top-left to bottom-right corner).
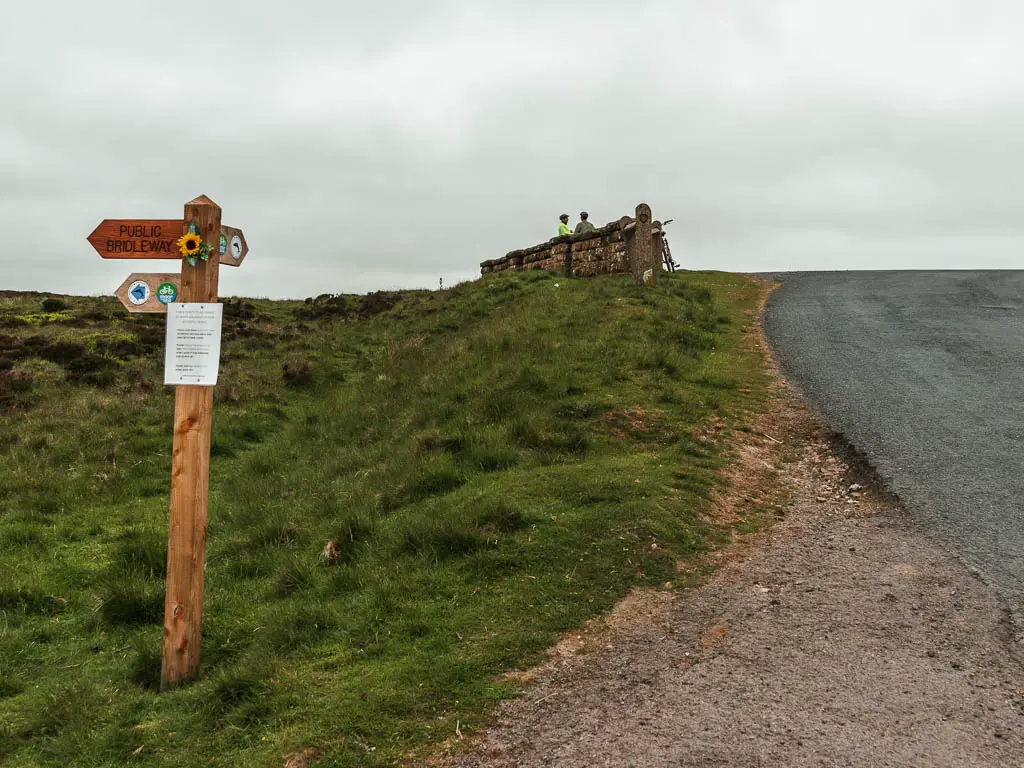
445;298;1024;768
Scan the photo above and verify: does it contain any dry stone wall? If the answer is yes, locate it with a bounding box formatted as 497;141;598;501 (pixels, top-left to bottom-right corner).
480;203;663;282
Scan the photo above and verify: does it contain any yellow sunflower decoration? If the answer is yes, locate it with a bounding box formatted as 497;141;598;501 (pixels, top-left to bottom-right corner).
176;222;214;266
177;232;203;258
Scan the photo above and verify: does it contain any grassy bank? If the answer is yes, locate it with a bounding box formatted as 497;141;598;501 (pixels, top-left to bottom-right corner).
0;271;770;766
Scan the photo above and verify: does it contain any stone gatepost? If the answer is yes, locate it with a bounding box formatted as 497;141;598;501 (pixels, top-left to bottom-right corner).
623;203;659;285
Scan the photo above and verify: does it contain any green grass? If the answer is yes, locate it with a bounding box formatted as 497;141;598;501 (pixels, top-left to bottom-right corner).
0;272;771;766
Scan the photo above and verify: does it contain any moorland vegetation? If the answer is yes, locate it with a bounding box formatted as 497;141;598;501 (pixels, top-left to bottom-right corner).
0;270;770;766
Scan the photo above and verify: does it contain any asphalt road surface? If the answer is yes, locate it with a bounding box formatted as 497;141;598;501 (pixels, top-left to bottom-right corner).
764;271;1024;625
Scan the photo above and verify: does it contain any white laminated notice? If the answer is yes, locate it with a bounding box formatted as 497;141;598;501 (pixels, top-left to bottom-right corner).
164;303;224;386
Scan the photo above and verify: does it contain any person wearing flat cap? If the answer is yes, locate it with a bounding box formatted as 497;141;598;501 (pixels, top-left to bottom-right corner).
575;211;596;235
558;214;573;237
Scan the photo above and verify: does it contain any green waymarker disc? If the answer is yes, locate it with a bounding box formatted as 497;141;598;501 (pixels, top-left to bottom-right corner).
156;282;178;305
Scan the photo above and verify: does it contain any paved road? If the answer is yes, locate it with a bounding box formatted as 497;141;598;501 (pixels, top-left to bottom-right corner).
763;271;1024;624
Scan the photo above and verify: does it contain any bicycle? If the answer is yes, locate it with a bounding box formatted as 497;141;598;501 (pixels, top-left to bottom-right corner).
661;218;679;272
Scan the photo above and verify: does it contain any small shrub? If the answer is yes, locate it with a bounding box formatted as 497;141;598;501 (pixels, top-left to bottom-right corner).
77;306;110;322
672;325;716;353
0;672;24;699
112;529;166;580
261;604;337;653
0;371;33;407
555;401;599;420
537;427;589;459
210;438;237;458
471;445;519;472
0;588;65;616
400;522;483;560
134;325;164;352
71;369;117;387
222;298;258;320
9;371;33;393
399;468;465;505
225;551;275;580
274;558;316;596
476;500;531;534
439;435;469;454
64;354;116;386
31;493;61;514
126;640;162;690
38;340;85;365
249;518;304;549
207;664;274;715
99;581;163;627
357;291;401;318
658;389;683;405
238;425;266;443
415;430;443;455
20;336;47;352
482;390;522;423
507;417;541;449
327;511;376;564
41;298;68;313
510;365;549;395
460;437;519;472
637;344;682;377
99;339;143;359
282;362;314;389
21;679;102;739
693;374;739;390
0;523;44;548
293;294;349;321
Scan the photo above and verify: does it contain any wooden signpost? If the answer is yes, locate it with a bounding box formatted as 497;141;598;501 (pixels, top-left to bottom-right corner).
90;195;247;690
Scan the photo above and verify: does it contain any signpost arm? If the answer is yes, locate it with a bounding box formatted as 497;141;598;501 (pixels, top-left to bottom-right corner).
161;195;221;690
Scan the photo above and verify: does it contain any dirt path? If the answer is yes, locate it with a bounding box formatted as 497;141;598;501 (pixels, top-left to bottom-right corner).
447;340;1024;766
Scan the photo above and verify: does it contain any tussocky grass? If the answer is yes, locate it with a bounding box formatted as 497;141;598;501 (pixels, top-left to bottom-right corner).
0;271;771;767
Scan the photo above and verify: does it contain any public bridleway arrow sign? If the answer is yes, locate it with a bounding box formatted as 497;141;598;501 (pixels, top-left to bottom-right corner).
88;220;248;266
88;220;182;259
115;273;180;313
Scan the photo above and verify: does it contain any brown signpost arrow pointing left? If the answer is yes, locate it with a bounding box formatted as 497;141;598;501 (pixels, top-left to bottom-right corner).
88;220;183;259
115;273;181;314
88;220;248;267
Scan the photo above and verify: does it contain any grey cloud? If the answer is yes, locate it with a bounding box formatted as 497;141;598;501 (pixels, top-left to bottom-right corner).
2;1;1023;299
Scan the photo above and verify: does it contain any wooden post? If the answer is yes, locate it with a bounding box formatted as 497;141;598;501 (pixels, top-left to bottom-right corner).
161;195;221;690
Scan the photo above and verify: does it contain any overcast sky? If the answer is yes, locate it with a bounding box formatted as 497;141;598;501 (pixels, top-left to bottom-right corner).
2;1;1022;298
